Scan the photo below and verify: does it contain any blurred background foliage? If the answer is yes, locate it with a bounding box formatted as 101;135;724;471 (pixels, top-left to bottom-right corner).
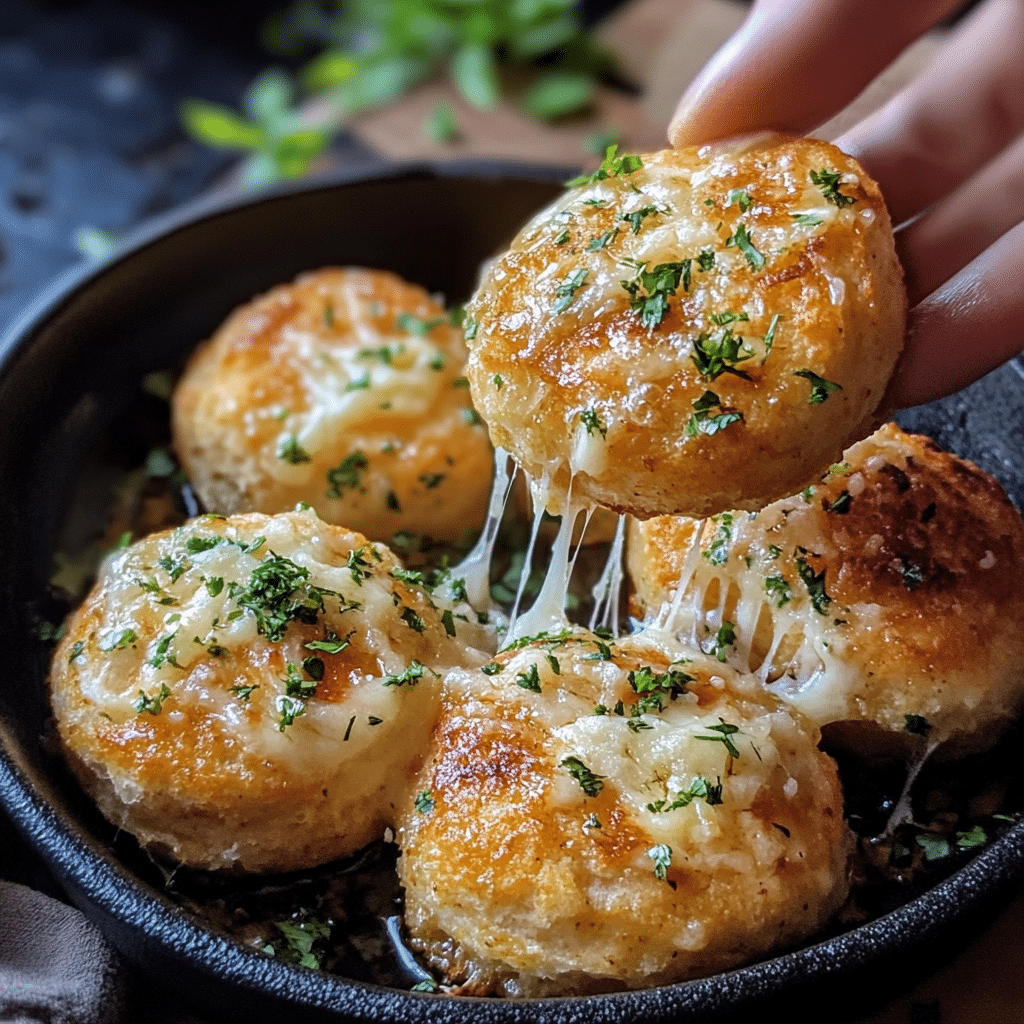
181;0;623;189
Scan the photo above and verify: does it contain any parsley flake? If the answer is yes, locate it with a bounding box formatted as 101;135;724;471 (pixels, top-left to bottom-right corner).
725;223;765;269
810;168;856;207
278;435;311;464
325;451;368;497
565;144;644;187
561;756;605;796
552;269;588;314
685;391;743;438
794;368;843;404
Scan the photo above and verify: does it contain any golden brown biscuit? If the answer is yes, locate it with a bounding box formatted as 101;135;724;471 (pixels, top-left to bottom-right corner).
397;630;851;995
627;424;1024;758
49;508;489;873
173;267;493;545
466;137;905;518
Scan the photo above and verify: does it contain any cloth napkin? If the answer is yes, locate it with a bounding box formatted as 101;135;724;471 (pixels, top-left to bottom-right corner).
0;880;126;1024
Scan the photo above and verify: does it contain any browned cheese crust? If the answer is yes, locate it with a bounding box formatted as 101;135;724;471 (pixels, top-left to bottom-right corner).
627;424;1024;758
466;137;906;518
49;509;489;873
173;267;493;545
397;632;851;995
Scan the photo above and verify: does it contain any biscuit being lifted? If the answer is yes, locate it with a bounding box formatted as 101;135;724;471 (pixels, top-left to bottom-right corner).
466;137;906;518
173;268;493;545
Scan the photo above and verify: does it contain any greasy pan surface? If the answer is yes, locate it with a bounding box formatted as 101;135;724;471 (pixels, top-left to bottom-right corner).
1;162;1023;1024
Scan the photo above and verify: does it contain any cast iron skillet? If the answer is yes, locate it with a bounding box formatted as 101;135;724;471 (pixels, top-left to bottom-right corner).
1;161;1023;1024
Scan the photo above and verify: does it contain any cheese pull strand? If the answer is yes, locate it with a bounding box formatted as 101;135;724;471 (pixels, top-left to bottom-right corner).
454;447;514;610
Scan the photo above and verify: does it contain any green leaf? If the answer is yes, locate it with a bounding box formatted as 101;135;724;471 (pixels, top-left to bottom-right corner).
508;15;579;61
335;55;433;115
303;50;361;92
450;42;500;109
424;100;459;143
523;71;594;121
273;129;331;178
180;100;263;150
243;68;294;128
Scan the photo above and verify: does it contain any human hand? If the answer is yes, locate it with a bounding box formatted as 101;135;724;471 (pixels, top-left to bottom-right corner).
668;0;1024;409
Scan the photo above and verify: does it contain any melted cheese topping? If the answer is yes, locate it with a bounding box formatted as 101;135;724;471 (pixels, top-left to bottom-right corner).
50;508;490;873
627;424;1024;757
398;631;851;994
466;137;906;518
173;267;493;545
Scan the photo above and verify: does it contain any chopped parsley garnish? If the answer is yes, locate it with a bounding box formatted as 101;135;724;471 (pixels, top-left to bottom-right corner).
956;825;987;849
205;576;224;597
400;607;426;633
587;227;619;251
584;813;602;829
323;303;335;327
271;683;310;733
691;327;754;381
904;713;932;736
695;718;741;759
441;609;456;637
346;546;374;583
395;312;444;336
411;979;439;993
685;390;743;438
628;664;693;716
828;490;852;514
580;408;607;438
810;168;856;207
283;661;319;701
620;260;690;328
794;368;843;404
325;451;368;498
565;144;643;187
704;513;734;564
386;490;401;511
345;373;371;392
414;790;435;814
148;633;182;670
707;621;737;662
707;310;749;326
765;575;791;608
795;556;831;614
725;188;753;213
619;205;660;234
101;628;138;652
545;654;561;675
185;535;222;555
790;212;824;226
515;663;542;692
462;317;478;341
302;656;325;681
230;684;257;701
697;248;715;271
278;435;311;464
384;661;428;686
647;776;722;813
419;472;446;489
265;916;331;969
305;630;354;655
552;269;588;314
561;755;605;796
899;560;925;591
233;553;329;641
481;662;503;675
132;683;172;716
725;223;765;270
648;843;672;881
492;373;504;389
916;833;950;861
763;313;780;356
461;407;483;426
358;343;404;365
